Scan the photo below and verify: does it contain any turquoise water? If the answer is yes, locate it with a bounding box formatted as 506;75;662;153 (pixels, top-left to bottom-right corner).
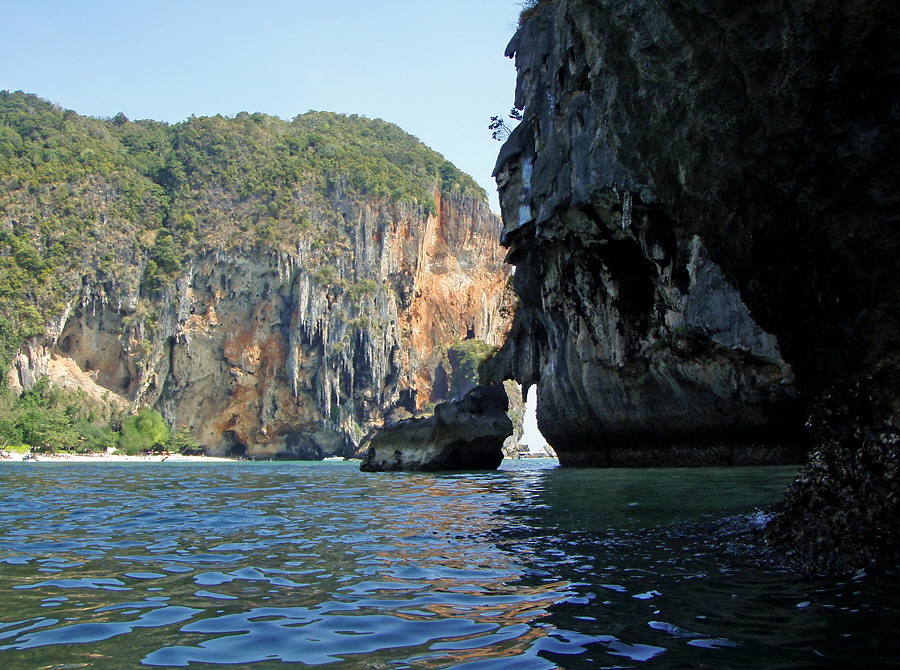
0;460;897;668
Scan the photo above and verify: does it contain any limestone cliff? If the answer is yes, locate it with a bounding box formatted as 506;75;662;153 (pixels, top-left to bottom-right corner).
492;1;899;568
1;99;511;458
8;188;508;458
487;3;805;466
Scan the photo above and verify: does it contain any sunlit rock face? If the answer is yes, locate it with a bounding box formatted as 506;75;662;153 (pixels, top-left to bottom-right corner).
12;188;511;458
491;0;899;567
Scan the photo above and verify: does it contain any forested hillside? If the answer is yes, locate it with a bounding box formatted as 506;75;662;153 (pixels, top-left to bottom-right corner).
0;91;508;457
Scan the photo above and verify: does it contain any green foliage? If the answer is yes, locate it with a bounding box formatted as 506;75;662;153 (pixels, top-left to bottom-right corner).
118;407;170;455
0;376;183;456
144;232;184;289
447;339;497;398
345;279;380;302
312;265;341;288
18;406;79;451
159;109;483;242
0;92;166;361
166;425;202;454
73;419;118;453
0;318;21;388
0;378;117;452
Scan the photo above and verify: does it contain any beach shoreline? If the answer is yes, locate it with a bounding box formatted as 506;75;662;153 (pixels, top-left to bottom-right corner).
0;451;237;463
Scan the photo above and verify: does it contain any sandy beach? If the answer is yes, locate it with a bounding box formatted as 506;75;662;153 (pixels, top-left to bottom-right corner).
0;451;237;463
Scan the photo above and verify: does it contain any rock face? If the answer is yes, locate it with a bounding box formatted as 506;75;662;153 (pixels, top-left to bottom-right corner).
9;190;509;459
8;189;510;459
360;383;512;472
487;2;806;466
1;103;514;459
501;380;525;459
492;0;899;568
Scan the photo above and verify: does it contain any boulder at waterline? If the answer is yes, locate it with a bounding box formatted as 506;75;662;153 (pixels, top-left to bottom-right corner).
359;383;512;472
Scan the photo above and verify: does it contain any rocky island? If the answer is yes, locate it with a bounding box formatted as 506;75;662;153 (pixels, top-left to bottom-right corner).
485;0;898;571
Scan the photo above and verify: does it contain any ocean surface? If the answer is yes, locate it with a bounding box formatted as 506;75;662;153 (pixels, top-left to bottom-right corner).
0;459;897;669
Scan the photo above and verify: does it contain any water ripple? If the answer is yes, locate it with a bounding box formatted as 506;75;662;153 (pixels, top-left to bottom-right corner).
0;461;897;668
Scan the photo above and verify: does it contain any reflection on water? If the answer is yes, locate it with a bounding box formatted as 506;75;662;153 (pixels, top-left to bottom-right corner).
0;460;897;668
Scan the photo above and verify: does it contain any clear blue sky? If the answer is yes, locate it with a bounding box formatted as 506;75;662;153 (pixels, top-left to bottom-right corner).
1;0;524;210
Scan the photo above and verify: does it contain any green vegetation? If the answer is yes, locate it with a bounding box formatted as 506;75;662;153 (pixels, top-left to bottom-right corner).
345;279;380;302
0;378;118;452
117;407;170;455
0;90;486;391
0;378;202;456
167;425;202;455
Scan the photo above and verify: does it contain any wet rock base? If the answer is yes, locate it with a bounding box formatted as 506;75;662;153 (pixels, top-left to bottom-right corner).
360;384;513;472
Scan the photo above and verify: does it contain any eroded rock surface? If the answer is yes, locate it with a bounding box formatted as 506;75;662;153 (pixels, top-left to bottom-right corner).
492;0;899;568
487;2;808;466
360;383;512;472
9;190;510;459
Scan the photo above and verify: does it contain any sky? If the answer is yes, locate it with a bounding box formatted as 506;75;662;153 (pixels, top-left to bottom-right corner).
1;0;524;211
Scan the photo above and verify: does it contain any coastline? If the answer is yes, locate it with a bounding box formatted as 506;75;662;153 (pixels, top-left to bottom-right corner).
0;451;237;463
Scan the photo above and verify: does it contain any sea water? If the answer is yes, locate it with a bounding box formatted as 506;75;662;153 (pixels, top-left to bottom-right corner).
0;460;897;668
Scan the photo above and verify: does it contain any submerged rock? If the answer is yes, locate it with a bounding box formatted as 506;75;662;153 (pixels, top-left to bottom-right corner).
359;383;512;472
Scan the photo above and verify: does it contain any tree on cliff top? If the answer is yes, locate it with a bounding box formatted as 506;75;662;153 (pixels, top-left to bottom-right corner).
517;0;550;24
